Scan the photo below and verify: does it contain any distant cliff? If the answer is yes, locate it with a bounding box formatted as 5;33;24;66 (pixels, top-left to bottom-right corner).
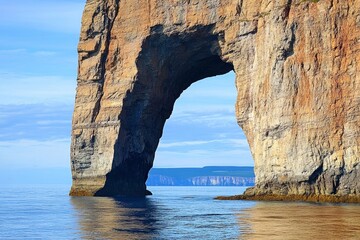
146;166;255;186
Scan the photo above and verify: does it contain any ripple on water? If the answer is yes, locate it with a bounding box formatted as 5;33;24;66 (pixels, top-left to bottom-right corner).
237;201;360;240
1;185;360;239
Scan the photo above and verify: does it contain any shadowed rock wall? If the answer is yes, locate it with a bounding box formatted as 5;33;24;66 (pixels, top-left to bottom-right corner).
70;0;360;200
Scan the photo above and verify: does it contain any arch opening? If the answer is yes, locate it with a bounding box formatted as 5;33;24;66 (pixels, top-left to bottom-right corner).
147;70;254;188
97;25;252;196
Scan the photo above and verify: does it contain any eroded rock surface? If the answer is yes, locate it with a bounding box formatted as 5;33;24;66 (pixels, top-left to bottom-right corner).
70;0;360;200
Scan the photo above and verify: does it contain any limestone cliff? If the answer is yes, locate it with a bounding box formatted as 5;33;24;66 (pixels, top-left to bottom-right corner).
146;166;255;186
70;0;360;201
147;175;255;186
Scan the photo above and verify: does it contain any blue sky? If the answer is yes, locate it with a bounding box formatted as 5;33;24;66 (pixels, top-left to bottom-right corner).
0;0;253;182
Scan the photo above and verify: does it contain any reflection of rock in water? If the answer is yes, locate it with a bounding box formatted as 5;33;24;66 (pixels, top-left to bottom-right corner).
71;197;159;239
237;202;360;240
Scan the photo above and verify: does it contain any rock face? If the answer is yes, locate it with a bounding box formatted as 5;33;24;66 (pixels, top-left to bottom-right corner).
70;0;360;200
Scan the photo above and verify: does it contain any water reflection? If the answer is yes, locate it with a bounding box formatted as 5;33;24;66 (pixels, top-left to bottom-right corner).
71;196;159;240
70;188;360;239
238;202;360;240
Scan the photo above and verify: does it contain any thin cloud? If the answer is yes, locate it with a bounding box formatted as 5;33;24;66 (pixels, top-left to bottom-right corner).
0;0;84;34
0;138;70;168
154;148;254;168
173;104;235;114
0;48;27;54
0;49;58;57
0;104;72;141
33;51;57;57
0;73;76;105
159;138;248;148
36;120;71;126
170;111;237;128
180;88;237;99
160;140;216;148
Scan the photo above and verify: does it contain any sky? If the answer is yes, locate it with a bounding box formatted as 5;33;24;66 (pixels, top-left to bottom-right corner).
0;0;253;183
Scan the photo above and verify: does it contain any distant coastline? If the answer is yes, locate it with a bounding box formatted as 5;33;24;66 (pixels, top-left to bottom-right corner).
147;166;255;186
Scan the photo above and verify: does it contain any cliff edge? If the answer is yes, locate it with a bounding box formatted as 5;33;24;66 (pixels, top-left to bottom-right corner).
70;0;360;201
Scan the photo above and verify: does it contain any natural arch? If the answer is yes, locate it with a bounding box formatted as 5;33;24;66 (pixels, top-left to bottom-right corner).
70;0;360;202
96;25;235;196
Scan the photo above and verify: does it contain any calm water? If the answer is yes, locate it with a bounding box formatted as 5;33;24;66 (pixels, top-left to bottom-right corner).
1;185;360;239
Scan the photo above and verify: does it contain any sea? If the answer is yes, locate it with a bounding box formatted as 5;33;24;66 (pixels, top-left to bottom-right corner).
1;185;360;239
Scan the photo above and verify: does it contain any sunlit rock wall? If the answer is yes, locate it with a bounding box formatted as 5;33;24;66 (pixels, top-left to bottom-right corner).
70;0;360;200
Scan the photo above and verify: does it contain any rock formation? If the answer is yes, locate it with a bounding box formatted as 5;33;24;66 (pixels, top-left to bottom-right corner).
70;0;360;201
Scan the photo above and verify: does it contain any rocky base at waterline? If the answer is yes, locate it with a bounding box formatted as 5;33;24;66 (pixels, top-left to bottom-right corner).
216;193;360;203
69;177;152;197
216;187;360;203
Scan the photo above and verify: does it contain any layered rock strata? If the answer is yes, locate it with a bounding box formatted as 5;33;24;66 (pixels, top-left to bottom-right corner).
70;0;360;201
